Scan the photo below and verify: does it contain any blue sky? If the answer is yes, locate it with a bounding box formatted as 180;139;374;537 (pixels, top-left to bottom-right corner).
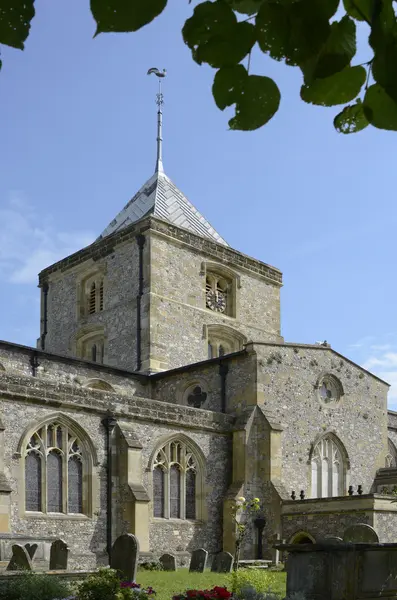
1;1;396;405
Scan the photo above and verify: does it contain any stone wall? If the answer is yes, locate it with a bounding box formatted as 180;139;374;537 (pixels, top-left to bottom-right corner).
43;238;140;372
0;341;235;567
38;215;282;374
148;230;282;371
254;343;389;497
281;495;397;544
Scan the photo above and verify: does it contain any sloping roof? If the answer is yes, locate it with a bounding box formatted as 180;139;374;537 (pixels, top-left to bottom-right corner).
98;170;228;246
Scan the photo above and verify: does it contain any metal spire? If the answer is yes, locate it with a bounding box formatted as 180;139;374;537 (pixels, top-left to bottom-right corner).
147;67;167;174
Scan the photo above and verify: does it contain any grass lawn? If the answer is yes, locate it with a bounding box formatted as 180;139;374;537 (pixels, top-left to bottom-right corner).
137;569;286;600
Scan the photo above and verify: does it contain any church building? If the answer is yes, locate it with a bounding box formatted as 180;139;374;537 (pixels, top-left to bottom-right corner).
0;80;397;569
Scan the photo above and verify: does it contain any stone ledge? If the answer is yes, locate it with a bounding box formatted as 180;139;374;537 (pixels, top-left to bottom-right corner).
38;215;282;287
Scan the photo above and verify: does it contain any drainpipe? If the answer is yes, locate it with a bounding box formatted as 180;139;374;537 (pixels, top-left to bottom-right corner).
219;361;229;413
30;351;40;377
102;415;117;562
40;283;49;351
136;234;145;371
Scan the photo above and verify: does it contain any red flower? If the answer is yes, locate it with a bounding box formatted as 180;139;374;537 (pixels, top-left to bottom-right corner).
212;587;231;599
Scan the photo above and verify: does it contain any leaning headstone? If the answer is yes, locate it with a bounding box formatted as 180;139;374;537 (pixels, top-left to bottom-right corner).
343;523;379;543
49;539;69;570
189;548;208;572
6;544;32;571
25;543;38;560
160;553;177;571
211;551;233;573
111;534;139;582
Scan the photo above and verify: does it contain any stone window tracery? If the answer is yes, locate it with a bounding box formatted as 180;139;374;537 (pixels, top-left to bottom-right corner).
152;439;201;520
386;438;397;467
317;374;343;407
24;422;84;514
75;328;105;364
206;325;246;359
310;435;347;498
206;273;229;314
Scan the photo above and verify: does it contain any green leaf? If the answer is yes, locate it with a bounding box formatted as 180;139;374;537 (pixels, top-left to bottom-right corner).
229;74;280;130
213;65;248;109
91;0;167;34
0;0;35;49
333;100;369;133
301;65;366;106
364;83;397;130
313;16;356;79
343;0;373;22
255;0;331;66
183;1;255;67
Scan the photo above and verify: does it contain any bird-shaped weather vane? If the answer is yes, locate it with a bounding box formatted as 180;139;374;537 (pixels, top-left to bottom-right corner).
147;68;167;173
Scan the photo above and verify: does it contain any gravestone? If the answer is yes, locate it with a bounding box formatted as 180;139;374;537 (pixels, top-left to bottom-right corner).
111;534;139;582
211;551;233;573
160;553;177;571
25;543;38;560
189;548;208;572
6;544;32;571
49;539;69;570
322;537;343;544
343;523;379;543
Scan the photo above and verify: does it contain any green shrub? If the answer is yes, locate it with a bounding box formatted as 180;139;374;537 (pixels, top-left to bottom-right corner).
139;561;163;571
0;571;72;600
77;568;153;600
77;568;121;600
231;569;278;595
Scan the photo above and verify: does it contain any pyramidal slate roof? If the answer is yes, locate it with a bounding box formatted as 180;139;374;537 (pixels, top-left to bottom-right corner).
98;170;228;246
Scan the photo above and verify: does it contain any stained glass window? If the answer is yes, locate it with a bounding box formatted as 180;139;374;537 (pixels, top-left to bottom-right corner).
47;451;62;512
25;453;42;511
25;422;86;515
153;467;164;518
170;465;181;518
185;469;196;519
152;440;200;520
68;456;83;513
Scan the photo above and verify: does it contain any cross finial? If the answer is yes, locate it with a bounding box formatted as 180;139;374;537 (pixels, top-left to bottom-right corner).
147;67;167;174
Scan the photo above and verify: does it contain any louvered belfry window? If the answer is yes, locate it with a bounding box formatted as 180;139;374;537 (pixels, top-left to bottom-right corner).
85;276;104;315
153;440;198;520
25;422;84;514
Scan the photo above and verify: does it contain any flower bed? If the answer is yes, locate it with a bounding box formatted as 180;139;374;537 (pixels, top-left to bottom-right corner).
173;586;232;600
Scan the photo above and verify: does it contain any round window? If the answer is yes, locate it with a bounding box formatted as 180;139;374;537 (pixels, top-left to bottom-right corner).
318;376;342;406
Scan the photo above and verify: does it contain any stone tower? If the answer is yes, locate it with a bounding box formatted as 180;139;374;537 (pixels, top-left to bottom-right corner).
38;81;283;372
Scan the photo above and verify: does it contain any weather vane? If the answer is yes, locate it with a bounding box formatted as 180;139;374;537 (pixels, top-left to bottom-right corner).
147;68;167;174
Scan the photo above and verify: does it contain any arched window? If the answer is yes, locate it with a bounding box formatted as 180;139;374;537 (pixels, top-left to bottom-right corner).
75;327;105;364
24;421;86;514
78;272;105;317
310;435;347;498
203;263;239;318
152;438;202;521
386;439;397;467
206;324;247;359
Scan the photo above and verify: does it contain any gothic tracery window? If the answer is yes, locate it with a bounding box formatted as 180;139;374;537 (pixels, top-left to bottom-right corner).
25;422;84;514
311;435;346;498
152;439;200;520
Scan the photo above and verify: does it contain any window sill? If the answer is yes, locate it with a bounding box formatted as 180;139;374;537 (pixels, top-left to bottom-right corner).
24;512;90;520
152;517;203;524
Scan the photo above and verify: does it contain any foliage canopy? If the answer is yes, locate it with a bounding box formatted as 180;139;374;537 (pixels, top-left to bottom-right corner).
2;0;397;133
